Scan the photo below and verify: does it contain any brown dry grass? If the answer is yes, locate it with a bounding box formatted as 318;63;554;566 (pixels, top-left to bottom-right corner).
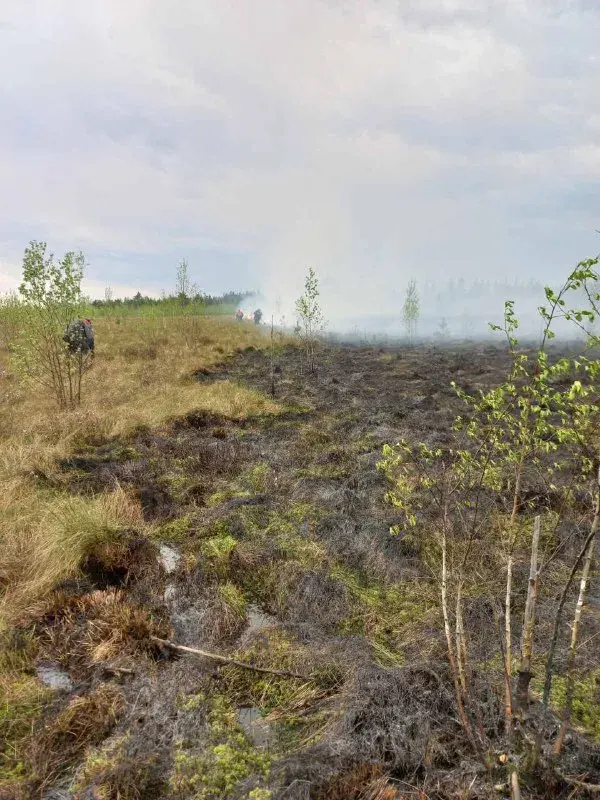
36;588;170;673
31;683;124;790
0;315;278;628
0;314;283;794
0;315;276;474
0;486;145;626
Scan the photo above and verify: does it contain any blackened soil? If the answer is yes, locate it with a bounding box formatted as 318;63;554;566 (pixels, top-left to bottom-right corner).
46;342;600;800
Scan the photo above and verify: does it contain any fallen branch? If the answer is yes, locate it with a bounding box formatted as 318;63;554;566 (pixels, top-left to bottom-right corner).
100;664;135;677
150;635;309;680
556;770;600;794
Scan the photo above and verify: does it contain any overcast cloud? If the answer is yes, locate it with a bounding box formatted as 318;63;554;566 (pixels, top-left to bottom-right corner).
0;0;599;314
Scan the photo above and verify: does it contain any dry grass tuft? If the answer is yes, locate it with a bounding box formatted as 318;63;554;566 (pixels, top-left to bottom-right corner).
72;733;163;800
0;487;145;626
83;589;169;663
315;764;393;800
31;683;124;789
201;581;248;644
36;588;170;673
0;673;53;791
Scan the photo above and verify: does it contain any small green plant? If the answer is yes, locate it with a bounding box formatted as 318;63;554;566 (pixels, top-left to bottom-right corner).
402;279;420;344
379;255;600;780
295;266;325;373
13;240;90;408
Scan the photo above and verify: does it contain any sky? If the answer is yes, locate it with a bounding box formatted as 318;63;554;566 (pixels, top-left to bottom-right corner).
0;0;599;317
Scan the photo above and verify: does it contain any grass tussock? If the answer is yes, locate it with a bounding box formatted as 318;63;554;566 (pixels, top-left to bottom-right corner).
0;486;145;625
36;588;170;671
73;733;163;800
0;673;53;788
31;683;124;790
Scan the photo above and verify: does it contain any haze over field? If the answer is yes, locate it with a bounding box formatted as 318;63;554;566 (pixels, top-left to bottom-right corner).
1;1;599;330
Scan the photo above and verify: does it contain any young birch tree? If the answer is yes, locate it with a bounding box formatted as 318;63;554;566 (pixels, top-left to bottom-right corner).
176;258;196;306
380;255;600;788
14;240;89;409
403;279;420;344
295;266;325;373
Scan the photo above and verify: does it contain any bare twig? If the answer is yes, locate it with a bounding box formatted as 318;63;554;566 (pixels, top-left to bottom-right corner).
556;770;600;794
150;635;309;680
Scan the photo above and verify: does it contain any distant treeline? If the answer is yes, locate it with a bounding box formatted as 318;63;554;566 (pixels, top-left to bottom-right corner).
83;290;256;318
89;289;255;308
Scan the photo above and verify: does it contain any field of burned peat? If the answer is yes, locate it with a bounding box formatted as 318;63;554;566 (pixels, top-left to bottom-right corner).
5;340;600;800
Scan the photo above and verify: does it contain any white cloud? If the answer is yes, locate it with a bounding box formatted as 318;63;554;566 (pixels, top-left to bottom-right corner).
0;0;598;312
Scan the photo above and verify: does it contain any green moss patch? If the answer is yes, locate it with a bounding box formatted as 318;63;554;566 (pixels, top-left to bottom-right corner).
170;694;271;800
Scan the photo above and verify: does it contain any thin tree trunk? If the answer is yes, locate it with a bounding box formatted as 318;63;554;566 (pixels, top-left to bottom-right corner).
553;480;600;756
270;315;275;398
543;495;600;711
505;554;514;728
510;769;521;800
456;582;468;693
505;457;525;729
440;519;477;752
516;515;541;714
533;475;600;767
511;458;524;523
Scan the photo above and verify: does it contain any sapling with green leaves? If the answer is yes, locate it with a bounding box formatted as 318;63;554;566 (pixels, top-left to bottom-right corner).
176;258;198;306
402;279;420;344
379;255;600;779
295;266;325;373
0;291;25;351
14;240;90;409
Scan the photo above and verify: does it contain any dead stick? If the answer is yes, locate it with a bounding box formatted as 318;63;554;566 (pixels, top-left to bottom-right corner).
150;636;309;680
556;771;600;794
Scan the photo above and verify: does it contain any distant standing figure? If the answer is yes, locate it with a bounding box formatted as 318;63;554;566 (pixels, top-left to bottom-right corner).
63;318;95;358
235;309;244;321
253;309;263;325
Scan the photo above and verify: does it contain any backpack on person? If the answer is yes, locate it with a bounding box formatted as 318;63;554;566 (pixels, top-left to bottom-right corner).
63;319;94;356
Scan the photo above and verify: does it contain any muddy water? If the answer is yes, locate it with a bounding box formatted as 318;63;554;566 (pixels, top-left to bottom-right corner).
235;706;274;748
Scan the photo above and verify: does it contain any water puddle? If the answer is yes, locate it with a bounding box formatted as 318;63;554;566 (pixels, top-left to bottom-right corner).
236;706;274;748
247;605;276;634
36;664;73;692
158;544;181;574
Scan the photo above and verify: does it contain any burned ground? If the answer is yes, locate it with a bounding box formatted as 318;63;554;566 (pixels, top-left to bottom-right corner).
9;342;600;799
